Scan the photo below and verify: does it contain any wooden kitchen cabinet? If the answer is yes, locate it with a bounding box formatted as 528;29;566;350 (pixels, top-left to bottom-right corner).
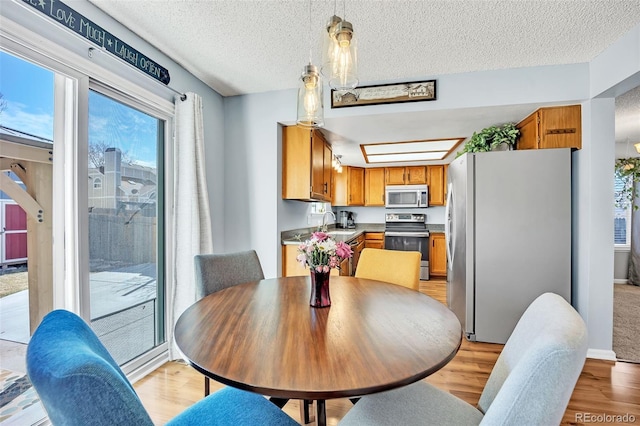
385;166;427;185
516;105;582;150
364;232;384;249
332;166;364;206
385;167;406;185
429;233;447;277
426;165;445;206
282;244;339;277
364;167;386;206
406;166;427;184
282;125;332;201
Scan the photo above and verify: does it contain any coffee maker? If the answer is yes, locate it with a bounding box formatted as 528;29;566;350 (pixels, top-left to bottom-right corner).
346;211;356;229
338;211;349;228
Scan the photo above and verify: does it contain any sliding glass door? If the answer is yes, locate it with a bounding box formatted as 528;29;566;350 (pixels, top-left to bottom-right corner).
87;88;166;365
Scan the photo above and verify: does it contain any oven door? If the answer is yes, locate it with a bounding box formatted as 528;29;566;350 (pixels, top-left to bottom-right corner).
384;232;430;280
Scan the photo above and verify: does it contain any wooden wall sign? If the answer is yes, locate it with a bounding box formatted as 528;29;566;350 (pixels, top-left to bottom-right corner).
331;80;436;108
22;0;171;84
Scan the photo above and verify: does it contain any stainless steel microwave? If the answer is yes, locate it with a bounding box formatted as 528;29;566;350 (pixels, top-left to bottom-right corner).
385;185;429;208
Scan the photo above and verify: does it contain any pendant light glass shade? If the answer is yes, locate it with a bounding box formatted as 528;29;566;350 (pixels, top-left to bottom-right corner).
296;63;324;128
321;15;342;77
328;20;358;90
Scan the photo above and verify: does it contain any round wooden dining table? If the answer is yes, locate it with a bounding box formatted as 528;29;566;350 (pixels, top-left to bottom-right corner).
175;275;462;426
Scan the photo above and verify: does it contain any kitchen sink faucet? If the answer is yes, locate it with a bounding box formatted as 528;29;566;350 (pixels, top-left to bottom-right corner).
320;211;336;232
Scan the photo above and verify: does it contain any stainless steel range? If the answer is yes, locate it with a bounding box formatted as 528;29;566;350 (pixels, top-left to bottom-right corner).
384;213;430;280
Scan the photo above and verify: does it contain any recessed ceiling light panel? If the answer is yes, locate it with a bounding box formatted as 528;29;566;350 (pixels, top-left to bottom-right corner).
360;138;465;163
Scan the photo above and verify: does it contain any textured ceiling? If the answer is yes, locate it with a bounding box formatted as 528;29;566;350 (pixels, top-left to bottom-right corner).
87;0;640;164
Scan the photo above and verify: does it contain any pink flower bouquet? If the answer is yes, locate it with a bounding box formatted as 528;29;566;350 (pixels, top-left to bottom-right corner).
296;231;353;273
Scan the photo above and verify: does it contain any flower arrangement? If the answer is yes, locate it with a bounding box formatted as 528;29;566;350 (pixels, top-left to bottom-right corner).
296;231;353;273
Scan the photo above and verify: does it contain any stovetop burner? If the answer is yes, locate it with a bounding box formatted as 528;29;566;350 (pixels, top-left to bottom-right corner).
384;213;427;232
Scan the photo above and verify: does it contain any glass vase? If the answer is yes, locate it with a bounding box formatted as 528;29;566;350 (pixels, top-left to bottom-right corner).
309;269;331;308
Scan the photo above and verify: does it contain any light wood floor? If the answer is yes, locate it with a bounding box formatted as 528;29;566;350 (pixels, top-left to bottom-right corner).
134;279;640;425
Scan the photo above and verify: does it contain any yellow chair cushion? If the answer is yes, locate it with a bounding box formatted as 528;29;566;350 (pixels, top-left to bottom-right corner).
355;248;421;290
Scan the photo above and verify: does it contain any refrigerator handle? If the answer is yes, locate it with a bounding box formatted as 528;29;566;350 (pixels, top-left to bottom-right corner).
445;182;454;270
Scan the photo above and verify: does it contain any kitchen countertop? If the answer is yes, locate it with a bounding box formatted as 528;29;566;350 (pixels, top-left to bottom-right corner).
281;223;444;245
426;224;445;233
281;223;384;245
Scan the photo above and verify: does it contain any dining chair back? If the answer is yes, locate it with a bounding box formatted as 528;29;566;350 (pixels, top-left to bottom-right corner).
338;292;588;426
194;250;264;299
354;248;421;290
27;310;298;426
194;250;265;395
477;292;588;424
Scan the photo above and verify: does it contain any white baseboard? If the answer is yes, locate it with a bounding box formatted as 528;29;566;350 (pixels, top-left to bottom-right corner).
128;350;170;384
587;348;617;361
614;279;629;284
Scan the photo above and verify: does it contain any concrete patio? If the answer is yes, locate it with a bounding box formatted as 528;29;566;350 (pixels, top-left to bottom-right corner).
0;263;158;368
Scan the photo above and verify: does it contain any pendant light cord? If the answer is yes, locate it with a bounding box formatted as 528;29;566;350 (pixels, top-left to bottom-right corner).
308;0;313;63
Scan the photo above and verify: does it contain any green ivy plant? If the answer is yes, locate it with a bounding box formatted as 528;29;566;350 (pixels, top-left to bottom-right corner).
457;123;520;157
615;157;640;209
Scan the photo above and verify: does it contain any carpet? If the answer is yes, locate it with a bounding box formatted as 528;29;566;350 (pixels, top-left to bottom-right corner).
613;284;640;364
0;369;40;422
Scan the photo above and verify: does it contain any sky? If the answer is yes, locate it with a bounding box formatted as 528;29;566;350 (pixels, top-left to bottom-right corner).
0;50;158;168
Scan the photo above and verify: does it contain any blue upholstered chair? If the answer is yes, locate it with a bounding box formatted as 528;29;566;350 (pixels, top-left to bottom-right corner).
26;309;298;426
339;292;588;426
194;250;265;396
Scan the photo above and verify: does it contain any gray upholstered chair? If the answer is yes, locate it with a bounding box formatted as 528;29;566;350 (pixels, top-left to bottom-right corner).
339;292;588;426
194;250;264;396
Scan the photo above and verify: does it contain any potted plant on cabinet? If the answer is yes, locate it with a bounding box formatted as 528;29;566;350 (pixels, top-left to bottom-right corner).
457;122;520;157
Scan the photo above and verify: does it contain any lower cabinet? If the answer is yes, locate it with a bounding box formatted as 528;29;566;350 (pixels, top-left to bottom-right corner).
364;232;384;249
429;233;447;277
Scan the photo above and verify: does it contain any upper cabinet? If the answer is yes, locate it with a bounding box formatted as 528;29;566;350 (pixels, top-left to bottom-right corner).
426;165;445;206
364;168;386;206
282;125;332;202
516;105;582;150
385;166;427;185
333;166;364;206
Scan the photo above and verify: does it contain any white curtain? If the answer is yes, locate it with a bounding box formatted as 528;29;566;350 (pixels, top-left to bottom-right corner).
168;92;213;359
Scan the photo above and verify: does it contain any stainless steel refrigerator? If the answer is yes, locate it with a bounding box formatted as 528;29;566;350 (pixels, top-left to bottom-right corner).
445;148;572;344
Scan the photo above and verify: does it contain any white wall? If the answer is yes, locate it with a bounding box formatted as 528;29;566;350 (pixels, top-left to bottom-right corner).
572;99;616;358
223;90;298;277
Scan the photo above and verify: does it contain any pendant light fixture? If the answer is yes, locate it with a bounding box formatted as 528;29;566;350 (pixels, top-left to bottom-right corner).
329;19;358;90
320;12;342;77
324;0;358;90
297;0;324;128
